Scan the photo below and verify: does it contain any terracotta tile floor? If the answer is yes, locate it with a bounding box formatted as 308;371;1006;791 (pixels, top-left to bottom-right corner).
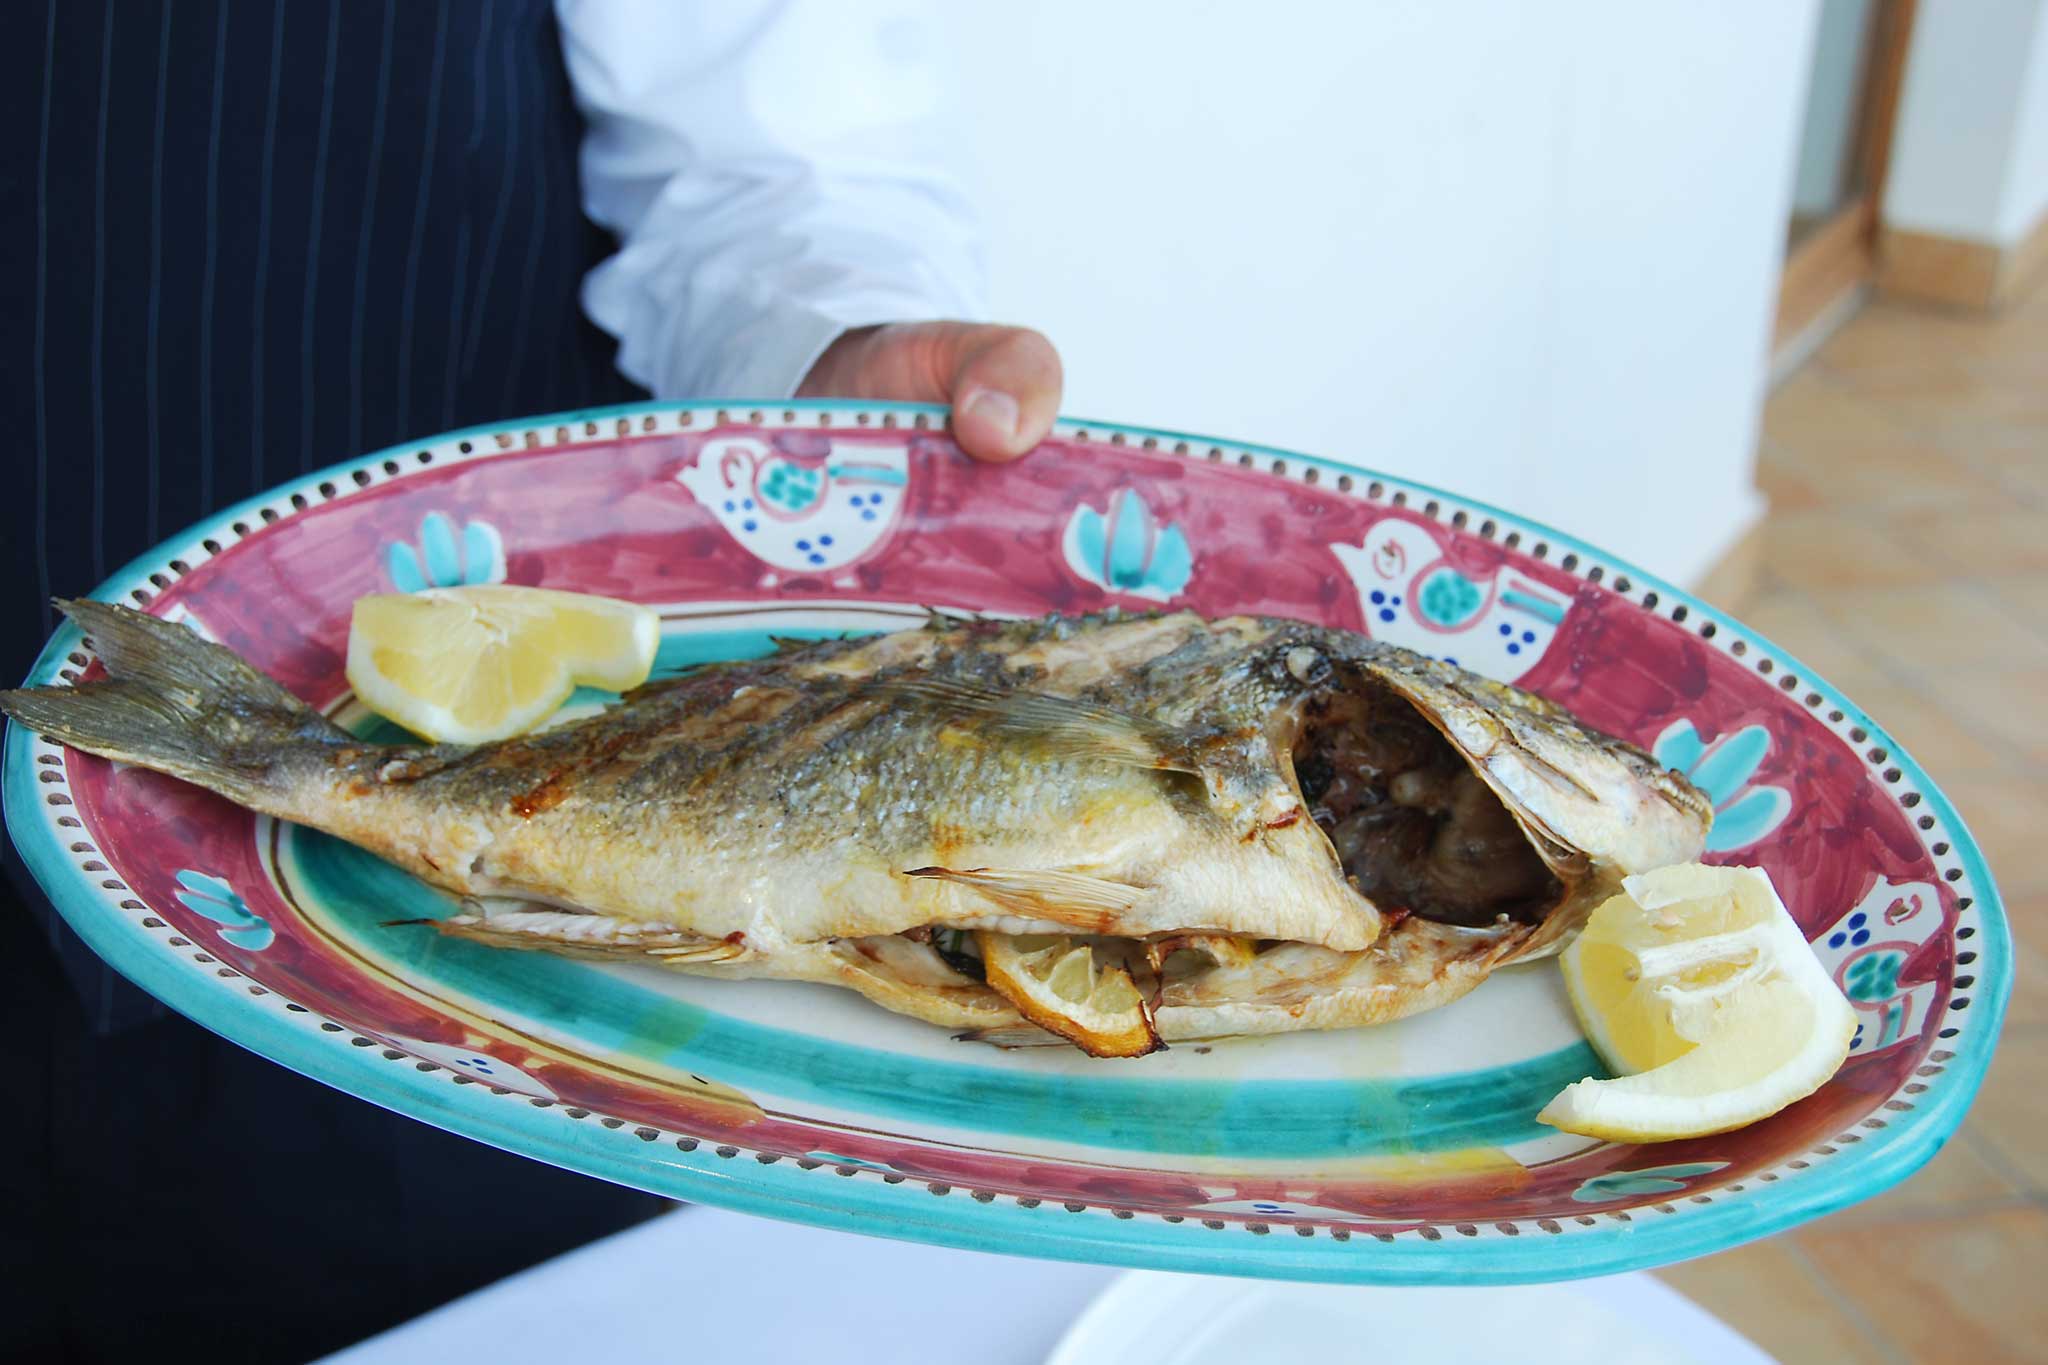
1654;280;2047;1364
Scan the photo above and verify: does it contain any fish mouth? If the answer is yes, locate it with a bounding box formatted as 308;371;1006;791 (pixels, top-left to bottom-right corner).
1284;668;1564;929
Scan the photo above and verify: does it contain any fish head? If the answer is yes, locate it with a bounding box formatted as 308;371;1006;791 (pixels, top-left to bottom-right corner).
1178;622;1703;945
1332;640;1709;955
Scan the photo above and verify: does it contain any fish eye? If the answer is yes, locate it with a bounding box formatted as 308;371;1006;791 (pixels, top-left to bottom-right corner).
1284;645;1330;685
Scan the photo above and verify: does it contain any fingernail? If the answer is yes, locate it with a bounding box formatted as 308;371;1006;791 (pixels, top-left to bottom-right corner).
960;388;1020;439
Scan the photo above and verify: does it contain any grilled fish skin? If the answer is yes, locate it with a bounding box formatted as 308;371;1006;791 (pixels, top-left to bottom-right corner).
2;599;1710;1053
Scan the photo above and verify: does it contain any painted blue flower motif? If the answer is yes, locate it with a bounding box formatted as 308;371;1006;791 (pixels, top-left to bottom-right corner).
759;459;823;513
385;512;506;592
1827;911;1872;953
1418;567;1485;627
385;1035;561;1099
721;496;762;534
1062;488;1194;603
173;870;274;952
1572;1161;1727;1203
1844;949;1905;1003
1652;720;1792;853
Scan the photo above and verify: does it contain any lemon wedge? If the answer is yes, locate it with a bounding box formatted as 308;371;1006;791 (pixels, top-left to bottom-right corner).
978;932;1163;1058
1539;863;1855;1143
346;585;659;744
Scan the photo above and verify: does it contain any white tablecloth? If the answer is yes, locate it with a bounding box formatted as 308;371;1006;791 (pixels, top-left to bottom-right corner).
318;1205;1772;1365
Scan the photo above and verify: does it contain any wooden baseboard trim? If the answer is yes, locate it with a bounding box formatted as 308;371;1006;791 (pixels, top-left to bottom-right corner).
2008;208;2048;303
1878;211;2048;311
1774;202;1876;352
1771;284;1869;389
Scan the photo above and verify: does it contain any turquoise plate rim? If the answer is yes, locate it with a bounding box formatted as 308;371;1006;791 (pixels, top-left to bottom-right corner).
3;397;2012;1285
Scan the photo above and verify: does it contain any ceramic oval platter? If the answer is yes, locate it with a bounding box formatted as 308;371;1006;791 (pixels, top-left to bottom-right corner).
5;400;2012;1284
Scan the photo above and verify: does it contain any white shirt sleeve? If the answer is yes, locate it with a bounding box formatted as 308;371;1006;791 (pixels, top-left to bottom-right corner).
556;0;989;400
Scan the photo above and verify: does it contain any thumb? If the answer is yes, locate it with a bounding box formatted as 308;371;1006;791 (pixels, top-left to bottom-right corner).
796;322;1064;463
943;326;1064;463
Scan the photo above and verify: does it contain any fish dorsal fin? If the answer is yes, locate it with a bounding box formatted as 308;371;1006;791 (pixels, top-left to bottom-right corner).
904;866;1147;933
878;678;1202;774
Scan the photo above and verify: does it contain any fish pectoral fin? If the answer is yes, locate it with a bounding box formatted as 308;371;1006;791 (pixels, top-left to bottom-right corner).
904;866;1147;933
439;908;750;964
876;677;1205;775
920;607;989;632
954;1022;1070;1048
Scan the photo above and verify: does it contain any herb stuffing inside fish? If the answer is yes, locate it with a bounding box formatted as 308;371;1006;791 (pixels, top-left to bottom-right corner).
2;600;1710;1056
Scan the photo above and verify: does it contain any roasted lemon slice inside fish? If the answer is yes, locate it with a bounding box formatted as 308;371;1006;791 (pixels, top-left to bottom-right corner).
978;933;1163;1058
346;585;658;744
1539;864;1856;1142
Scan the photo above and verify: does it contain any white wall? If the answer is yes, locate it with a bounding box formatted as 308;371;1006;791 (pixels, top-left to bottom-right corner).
2004;3;2048;238
1793;0;1880;220
935;2;1816;589
1885;0;2048;243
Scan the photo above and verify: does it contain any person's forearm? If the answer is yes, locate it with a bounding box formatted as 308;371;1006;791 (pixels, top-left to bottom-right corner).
559;0;986;397
556;0;1061;459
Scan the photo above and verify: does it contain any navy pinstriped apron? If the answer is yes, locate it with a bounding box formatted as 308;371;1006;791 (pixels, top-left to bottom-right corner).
2;5;664;1358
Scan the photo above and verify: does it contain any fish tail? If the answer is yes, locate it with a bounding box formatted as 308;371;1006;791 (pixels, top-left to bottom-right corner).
0;599;346;807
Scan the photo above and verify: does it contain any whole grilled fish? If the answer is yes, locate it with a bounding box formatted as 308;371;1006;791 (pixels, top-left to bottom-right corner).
3;600;1709;1055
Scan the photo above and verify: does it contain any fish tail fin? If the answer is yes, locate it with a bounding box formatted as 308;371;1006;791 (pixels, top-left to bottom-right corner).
0;599;346;807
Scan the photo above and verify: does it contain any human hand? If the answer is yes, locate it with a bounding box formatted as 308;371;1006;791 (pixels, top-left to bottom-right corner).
796;322;1063;463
